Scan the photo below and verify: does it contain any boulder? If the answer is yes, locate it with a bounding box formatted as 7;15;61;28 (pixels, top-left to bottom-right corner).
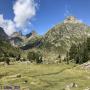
84;87;90;90
64;82;78;90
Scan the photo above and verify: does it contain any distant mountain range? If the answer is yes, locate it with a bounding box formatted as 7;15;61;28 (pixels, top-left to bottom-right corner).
9;30;42;50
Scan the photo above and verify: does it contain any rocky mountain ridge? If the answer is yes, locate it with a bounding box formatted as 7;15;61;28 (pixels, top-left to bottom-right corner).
40;16;90;61
0;16;90;63
1;16;90;52
9;30;42;49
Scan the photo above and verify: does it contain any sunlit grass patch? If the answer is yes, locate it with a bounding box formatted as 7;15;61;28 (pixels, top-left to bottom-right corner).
0;62;90;90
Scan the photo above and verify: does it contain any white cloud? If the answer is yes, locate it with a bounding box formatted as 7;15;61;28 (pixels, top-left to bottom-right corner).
0;15;15;36
13;0;37;28
5;20;16;35
0;0;38;36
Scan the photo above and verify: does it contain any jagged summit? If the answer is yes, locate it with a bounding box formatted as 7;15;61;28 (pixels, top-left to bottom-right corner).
64;16;81;24
11;31;22;38
26;30;37;38
43;16;90;59
9;30;41;48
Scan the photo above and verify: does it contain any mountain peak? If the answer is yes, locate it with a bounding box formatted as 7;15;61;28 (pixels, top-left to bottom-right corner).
26;30;37;38
64;16;81;24
11;32;22;38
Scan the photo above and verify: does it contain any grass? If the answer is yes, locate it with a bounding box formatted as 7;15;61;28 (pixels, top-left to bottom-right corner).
0;62;90;90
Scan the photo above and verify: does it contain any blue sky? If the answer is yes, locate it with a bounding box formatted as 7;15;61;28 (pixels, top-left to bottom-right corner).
0;0;90;35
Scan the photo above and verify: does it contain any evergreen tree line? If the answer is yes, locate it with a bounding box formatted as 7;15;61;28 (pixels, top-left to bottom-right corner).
67;37;90;64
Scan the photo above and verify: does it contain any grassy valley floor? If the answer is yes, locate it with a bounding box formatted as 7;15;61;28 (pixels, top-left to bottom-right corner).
0;62;90;90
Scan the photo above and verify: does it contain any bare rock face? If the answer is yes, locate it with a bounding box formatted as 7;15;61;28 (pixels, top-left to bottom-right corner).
9;31;26;47
64;16;81;24
43;16;90;62
26;30;37;38
9;30;39;48
11;32;22;37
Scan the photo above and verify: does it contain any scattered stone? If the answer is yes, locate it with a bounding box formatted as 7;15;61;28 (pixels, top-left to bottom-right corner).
69;82;78;88
31;82;36;85
84;87;90;90
65;85;71;90
0;62;5;66
64;82;78;90
24;80;28;83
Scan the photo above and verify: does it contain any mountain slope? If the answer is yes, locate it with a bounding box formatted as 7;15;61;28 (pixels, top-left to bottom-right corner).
0;27;8;40
0;27;21;61
21;35;42;50
41;16;90;59
10;31;42;50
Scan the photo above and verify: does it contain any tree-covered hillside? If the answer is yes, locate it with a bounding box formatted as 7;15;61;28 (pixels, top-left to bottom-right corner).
0;27;21;62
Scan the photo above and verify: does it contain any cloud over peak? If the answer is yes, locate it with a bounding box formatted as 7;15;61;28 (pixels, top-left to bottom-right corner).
13;0;37;28
0;0;38;36
0;15;15;35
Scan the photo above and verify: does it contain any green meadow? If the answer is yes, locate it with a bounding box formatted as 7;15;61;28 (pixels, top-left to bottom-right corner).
0;62;90;90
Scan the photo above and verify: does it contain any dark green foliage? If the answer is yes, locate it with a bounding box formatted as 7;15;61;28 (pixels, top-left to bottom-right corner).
58;54;61;63
87;37;90;51
66;52;69;64
36;53;42;63
0;27;8;40
27;51;42;63
5;57;10;65
0;27;22;62
0;38;21;62
16;54;21;61
69;44;78;61
27;51;35;62
21;36;42;50
69;37;90;64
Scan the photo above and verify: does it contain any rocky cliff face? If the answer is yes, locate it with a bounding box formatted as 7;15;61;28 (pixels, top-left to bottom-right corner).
42;16;90;57
9;32;26;47
8;16;90;55
10;30;42;49
64;16;81;23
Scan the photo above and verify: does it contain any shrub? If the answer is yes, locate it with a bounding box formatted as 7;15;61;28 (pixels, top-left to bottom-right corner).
27;51;42;63
16;54;21;61
4;57;10;65
69;37;90;64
